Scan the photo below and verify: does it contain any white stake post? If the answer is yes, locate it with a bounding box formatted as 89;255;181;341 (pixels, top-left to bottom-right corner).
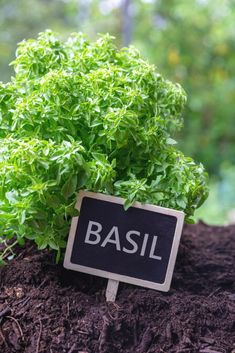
105;279;119;302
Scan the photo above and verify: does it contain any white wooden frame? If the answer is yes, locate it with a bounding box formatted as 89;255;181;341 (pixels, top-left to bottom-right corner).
63;190;185;292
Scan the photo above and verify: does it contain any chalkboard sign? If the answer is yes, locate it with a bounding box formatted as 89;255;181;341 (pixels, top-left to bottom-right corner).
64;191;184;292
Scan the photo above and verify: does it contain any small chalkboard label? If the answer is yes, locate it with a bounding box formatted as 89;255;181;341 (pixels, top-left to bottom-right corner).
64;191;184;292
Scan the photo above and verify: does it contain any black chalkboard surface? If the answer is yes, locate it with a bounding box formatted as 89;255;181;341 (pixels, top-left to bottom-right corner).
64;191;184;292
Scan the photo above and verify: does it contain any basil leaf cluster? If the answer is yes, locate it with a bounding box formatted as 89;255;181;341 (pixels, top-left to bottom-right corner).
0;30;208;254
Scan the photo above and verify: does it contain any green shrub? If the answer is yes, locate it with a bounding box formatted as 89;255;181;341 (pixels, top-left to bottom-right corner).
0;30;208;261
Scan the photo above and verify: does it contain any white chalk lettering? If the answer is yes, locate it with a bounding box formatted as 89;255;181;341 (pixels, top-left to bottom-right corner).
122;230;140;254
84;220;102;245
140;233;149;256
101;226;121;251
149;236;162;260
84;221;162;260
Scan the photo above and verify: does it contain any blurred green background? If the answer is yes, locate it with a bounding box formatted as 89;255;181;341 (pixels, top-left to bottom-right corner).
0;0;234;225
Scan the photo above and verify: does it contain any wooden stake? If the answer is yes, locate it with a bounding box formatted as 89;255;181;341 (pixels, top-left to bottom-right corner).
105;279;119;302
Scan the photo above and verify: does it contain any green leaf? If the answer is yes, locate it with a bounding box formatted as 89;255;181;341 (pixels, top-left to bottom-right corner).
61;175;77;200
19;210;26;225
185;217;195;224
45;194;61;208
76;170;88;188
176;198;187;209
166;138;177;145
36;237;48;250
124;198;134;210
48;240;59;251
5;190;19;204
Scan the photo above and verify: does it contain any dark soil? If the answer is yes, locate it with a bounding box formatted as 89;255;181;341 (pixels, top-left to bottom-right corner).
0;222;235;353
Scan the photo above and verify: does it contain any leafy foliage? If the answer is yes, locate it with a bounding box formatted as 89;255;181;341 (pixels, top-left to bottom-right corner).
1;0;235;175
0;30;208;260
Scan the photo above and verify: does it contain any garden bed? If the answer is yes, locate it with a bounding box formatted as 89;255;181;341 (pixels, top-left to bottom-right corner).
0;222;234;353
